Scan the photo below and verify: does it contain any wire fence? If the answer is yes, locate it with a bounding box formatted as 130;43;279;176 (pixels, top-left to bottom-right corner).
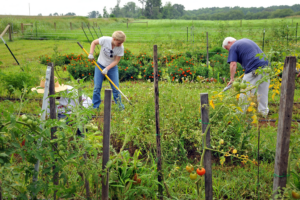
1;21;299;53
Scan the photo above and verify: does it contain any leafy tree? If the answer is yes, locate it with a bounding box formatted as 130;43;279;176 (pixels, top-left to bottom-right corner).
145;0;162;19
49;13;52;16
103;7;109;18
53;12;58;16
270;8;293;18
162;2;173;19
88;11;100;18
172;4;184;18
65;12;76;16
123;2;137;17
38;13;42;16
111;0;122;17
138;0;147;16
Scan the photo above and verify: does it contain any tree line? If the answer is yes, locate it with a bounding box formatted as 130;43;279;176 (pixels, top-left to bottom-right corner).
47;3;300;20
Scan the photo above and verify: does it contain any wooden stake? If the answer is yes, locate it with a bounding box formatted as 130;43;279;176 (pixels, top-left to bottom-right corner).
187;27;188;42
8;23;12;41
77;79;82;106
70;22;72;30
154;45;163;200
296;23;298;44
272;56;297;199
200;93;213;200
102;89;112;200
21;23;24;34
49;63;58;200
206;32;209;67
54;22;56;31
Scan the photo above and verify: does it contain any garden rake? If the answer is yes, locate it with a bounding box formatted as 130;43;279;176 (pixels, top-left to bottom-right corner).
77;42;132;105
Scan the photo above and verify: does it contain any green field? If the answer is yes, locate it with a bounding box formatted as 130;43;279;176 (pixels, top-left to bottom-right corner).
0;15;300;199
1;15;300;66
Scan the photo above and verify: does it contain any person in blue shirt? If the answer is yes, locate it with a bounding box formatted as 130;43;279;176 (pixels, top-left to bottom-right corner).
222;37;270;116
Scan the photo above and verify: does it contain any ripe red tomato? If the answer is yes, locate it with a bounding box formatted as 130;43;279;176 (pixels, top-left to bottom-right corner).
21;139;25;147
197;168;206;176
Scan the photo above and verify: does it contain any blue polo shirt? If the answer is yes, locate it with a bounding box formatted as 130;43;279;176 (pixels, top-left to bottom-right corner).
227;38;269;74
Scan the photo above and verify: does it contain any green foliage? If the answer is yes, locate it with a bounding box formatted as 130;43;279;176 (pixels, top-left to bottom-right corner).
118;59;140;81
0;69;39;96
139;62;162;81
67;59;94;81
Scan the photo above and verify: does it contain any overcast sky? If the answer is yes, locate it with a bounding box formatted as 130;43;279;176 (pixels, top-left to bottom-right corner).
1;0;299;16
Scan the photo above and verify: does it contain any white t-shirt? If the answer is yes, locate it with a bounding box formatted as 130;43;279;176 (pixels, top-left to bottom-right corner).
46;86;93;115
97;36;124;67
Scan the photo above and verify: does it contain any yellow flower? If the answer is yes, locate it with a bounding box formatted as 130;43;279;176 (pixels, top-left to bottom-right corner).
209;100;215;109
251;115;258;124
250;102;256;107
236;94;240;101
232;149;237;154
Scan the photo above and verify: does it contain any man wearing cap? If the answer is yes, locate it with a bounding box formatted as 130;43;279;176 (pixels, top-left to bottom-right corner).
222;37;270;116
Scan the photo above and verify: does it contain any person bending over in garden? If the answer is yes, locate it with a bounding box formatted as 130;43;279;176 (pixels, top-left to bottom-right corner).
88;31;126;110
222;37;270;116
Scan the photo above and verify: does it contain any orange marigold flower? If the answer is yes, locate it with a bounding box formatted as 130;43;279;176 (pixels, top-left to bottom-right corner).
131;76;133;79
82;74;84;76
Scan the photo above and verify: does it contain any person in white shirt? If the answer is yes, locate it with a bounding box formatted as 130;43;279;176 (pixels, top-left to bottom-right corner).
88;31;126;110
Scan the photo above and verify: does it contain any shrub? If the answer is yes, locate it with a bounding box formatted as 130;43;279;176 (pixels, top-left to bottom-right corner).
195;66;209;78
141;62;162;81
168;65;195;82
0;70;39;96
123;48;134;61
67;58;94;81
118;59;139;81
136;52;152;66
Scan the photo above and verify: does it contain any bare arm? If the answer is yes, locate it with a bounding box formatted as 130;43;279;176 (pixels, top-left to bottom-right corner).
105;56;122;71
89;39;99;55
227;61;237;86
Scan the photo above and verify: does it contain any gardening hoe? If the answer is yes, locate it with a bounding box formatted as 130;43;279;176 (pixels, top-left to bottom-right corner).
0;36;23;71
77;42;132;105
